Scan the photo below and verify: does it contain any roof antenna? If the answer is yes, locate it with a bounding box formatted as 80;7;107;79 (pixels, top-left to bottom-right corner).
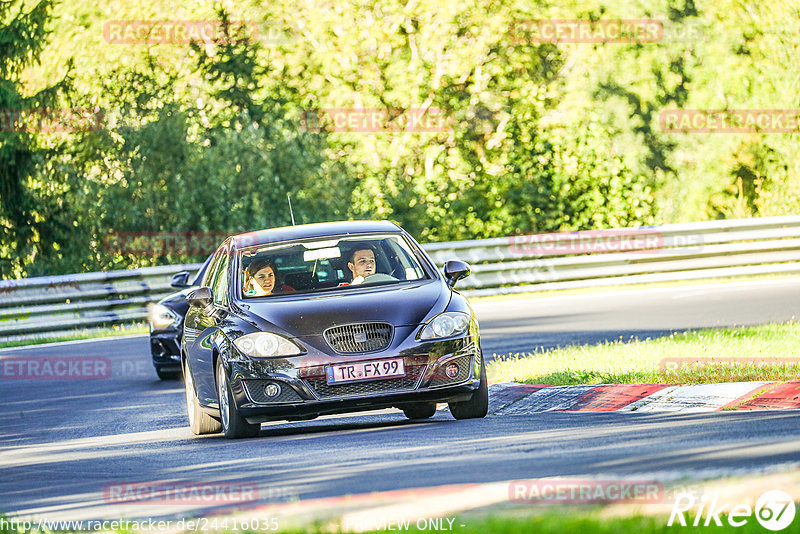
287;193;296;226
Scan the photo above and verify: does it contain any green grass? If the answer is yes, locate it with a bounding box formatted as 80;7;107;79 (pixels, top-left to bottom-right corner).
487;322;800;385
0;323;148;349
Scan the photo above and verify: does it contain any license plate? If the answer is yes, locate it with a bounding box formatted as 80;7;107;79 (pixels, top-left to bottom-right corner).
326;358;405;384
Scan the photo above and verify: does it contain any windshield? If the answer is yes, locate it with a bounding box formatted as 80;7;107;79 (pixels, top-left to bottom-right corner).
238;233;430;298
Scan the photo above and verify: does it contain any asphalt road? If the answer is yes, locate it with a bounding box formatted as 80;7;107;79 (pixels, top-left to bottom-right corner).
1;278;799;521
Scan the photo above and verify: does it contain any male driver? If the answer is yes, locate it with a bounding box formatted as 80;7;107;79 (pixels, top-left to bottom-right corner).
347;245;376;285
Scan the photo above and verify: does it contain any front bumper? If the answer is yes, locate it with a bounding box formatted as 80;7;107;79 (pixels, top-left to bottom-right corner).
150;330;182;370
218;335;482;423
239;383;479;423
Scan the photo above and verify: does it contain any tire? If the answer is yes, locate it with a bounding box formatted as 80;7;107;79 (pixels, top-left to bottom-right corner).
184;359;222;435
402;402;437;420
155;366;180;380
216;358;260;439
448;354;488;420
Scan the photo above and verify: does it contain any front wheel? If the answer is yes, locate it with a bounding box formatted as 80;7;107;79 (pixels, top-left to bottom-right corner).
216;358;260;439
448;354;488;420
184;359;222;435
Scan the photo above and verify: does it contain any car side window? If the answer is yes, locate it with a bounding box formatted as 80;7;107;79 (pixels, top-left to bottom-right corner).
211;251;229;306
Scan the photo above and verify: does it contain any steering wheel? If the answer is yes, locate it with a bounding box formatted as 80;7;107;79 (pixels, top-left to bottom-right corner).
362;273;399;284
389;263;406;280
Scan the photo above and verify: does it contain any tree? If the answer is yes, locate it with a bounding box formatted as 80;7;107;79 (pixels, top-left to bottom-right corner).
0;0;70;278
267;0;659;240
44;11;355;273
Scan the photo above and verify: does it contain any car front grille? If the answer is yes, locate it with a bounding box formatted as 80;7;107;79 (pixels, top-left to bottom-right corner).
323;322;393;354
243;380;304;404
305;364;425;399
428;354;474;388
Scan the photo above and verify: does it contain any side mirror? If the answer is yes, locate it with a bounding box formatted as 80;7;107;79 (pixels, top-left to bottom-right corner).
443;260;471;288
170;271;191;288
187;286;213;308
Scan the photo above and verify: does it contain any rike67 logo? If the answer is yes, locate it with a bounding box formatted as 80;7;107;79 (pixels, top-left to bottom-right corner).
669;490;796;531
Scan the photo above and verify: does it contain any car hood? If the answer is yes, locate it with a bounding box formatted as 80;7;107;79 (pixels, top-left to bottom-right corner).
235;280;450;337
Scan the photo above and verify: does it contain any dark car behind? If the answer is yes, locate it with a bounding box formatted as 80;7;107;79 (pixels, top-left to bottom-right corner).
149;255;212;379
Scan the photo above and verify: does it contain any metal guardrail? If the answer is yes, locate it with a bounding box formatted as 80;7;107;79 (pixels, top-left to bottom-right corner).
425;215;800;295
2;216;800;341
0;264;201;341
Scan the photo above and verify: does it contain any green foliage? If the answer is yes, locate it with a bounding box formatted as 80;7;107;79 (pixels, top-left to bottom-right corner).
0;0;72;278
41;33;354;273
270;0;658;242
5;0;800;277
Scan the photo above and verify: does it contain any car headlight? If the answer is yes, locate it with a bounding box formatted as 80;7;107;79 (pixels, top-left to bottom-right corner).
419;312;471;340
148;304;179;330
233;332;303;358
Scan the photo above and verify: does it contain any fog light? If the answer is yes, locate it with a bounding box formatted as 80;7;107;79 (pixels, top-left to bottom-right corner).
265;383;281;397
445;363;459;379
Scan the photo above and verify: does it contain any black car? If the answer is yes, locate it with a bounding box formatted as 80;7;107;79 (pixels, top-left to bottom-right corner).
182;220;487;438
148;255;213;380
